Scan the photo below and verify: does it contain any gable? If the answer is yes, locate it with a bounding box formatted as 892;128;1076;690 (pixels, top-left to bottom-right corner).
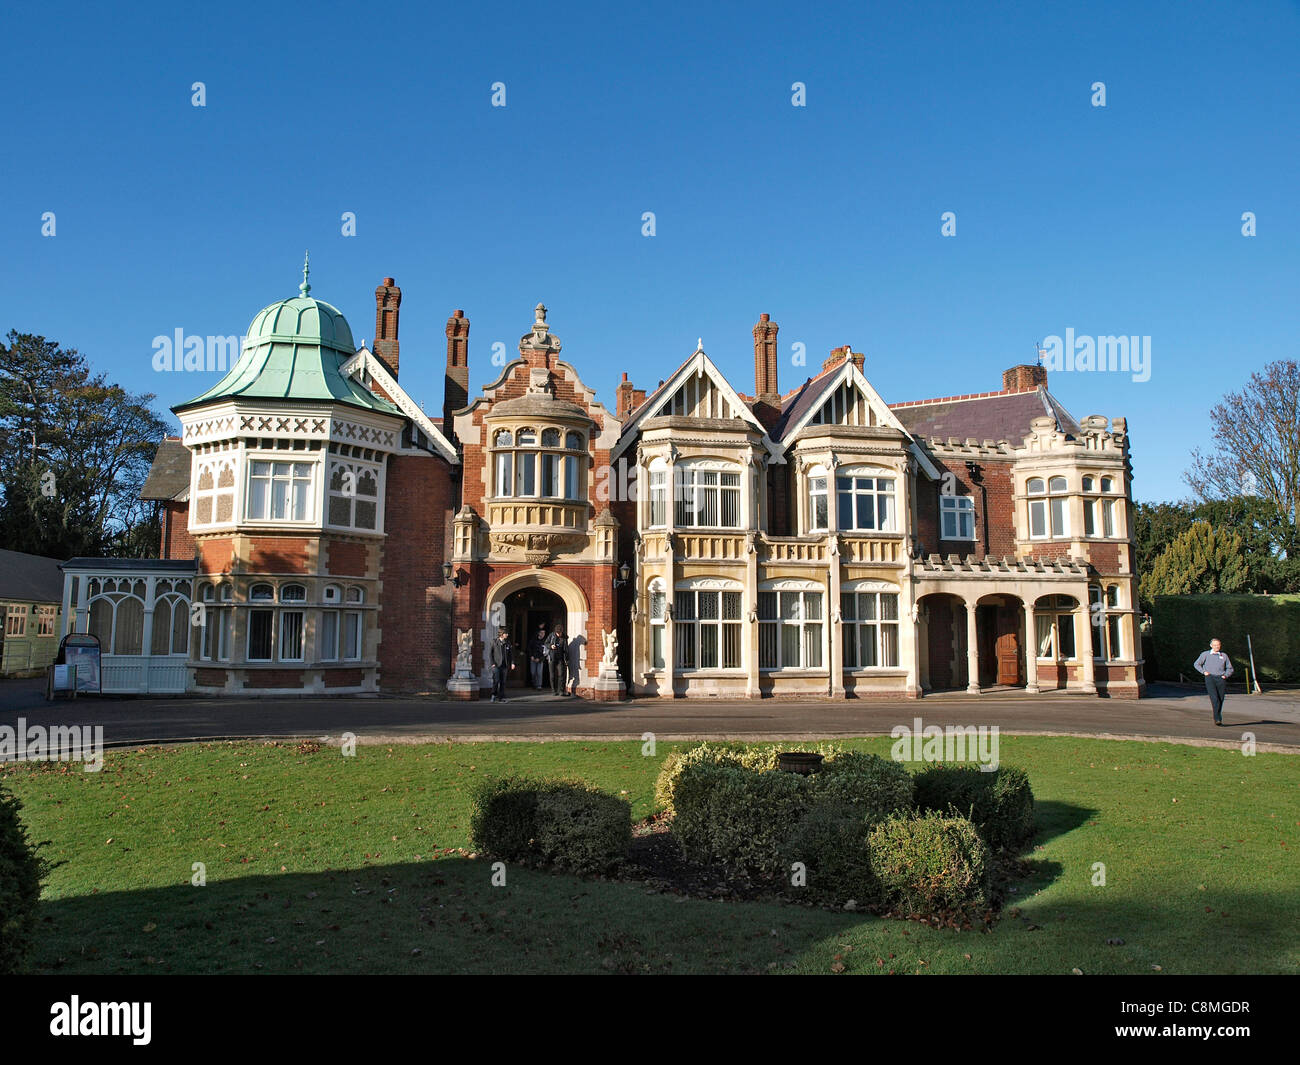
612;349;782;462
341;348;459;463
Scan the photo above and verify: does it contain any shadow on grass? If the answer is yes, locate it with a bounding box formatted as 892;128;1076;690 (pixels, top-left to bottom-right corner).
1033;800;1097;847
31;857;867;975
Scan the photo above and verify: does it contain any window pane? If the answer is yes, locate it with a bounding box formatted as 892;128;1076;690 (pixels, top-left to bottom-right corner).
151;600;172;655
1049;476;1067;493
541;428;560;447
838;489;854;530
1107;616;1122;659
759;623;778;669
1084;501;1096;536
114;598;144;655
722;623;741;669
812;490;827;530
1058;614;1076;659
758;591;777;620
840;593;856;622
344;613;362;659
1030;500;1046;537
1027;478;1044;494
1035;614;1054;658
565;456;578;499
321;611;339;661
881;623;899;667
248;610;273;660
1050;496;1067;536
677;623;696;668
856;492;872;530
803;593;822;620
721;487;738;527
804;624;822;668
842;626;856;669
280;612;304;660
880;593;898;621
651;625;664;670
675;591;695;620
859;624;878;667
700;624;718;668
1102;500;1115;537
698;591;719;620
497;453;513;496
722;592;741;621
782;623;800;667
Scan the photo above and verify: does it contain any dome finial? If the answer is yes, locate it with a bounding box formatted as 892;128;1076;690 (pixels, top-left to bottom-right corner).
300;251;311;297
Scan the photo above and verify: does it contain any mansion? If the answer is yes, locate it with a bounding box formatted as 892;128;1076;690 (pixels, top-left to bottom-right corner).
59;269;1146;699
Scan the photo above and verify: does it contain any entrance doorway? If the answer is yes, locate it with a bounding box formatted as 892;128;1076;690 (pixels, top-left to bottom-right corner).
502;586;566;689
977;598;1023;688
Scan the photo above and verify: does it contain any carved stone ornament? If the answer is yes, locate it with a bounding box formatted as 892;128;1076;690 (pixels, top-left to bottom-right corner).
490;530;587;565
520;302;563;354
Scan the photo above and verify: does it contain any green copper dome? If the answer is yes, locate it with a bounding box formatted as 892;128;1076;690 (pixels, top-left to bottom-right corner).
174;265;400;417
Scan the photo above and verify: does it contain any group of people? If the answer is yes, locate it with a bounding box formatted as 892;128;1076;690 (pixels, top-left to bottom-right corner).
488;622;575;703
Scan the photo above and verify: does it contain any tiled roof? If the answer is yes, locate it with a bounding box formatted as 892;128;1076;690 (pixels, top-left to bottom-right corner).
773;368;844;441
140;438;192;501
0;548;66;603
890;386;1080;444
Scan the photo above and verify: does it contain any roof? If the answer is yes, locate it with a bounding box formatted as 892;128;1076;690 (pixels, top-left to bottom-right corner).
140;438;191;501
891;386;1080;444
0;548;67;603
774;367;844;441
61;558;198;572
174;292;401;417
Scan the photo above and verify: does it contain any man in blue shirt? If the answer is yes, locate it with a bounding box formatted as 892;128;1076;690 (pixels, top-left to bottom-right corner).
1193;638;1234;726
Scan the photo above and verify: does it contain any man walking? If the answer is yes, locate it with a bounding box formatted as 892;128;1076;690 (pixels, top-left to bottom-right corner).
545;623;569;697
489;627;513;703
1194;638;1234;726
527;624;548;690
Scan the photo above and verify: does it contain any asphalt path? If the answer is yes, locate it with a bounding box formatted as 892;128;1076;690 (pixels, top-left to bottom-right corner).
2;678;1298;751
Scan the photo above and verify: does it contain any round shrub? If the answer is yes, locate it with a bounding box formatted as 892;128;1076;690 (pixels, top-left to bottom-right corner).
0;782;48;974
806;751;914;823
868;811;991;921
673;763;810;879
783;801;878;905
912;764;1036;852
534;785;631;875
469;776;631;873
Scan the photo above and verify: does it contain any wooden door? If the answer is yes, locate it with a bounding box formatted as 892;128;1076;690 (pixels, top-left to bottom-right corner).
995;606;1022;686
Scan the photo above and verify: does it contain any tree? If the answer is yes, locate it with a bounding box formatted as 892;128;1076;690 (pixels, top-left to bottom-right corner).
0;331;168;558
1139;521;1250;603
1184;359;1300;560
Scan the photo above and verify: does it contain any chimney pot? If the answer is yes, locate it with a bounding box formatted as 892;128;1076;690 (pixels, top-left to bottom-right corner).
373;277;402;378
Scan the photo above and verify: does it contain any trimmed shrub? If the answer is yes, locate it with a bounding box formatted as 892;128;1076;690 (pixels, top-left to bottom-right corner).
673;763;811;879
869;811;991;921
654;741;847;816
806;751;914;823
912;764;1036;852
469;776;631;874
0;783;48;974
534;785;631;875
784;801;878;905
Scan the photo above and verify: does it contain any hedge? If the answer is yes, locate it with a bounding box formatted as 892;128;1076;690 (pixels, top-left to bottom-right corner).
783;801;878;905
1152;593;1300;684
654;741;847;817
912;764;1036;853
869;812;991;922
1;783;49;974
668;745;912;880
468;775;631;875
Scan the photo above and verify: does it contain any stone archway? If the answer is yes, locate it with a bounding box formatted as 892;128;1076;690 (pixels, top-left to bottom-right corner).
481;569;589;689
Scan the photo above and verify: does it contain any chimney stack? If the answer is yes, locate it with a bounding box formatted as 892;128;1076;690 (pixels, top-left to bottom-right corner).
444;309;470;436
752;313;781;426
1002;364;1047;392
616;372;636;418
373;278;401;378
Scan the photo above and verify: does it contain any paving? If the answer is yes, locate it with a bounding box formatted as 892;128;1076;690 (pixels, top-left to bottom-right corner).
2;677;1298;752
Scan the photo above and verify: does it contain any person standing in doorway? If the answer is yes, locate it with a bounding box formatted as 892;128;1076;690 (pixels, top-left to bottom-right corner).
546;624;569;696
1193;637;1234;726
527;624;547;690
489;627;513;703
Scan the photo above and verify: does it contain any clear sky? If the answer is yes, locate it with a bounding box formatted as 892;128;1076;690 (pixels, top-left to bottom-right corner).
2;0;1296;503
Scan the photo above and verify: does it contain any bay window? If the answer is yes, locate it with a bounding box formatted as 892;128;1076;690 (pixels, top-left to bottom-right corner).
248;460;313;522
841;589;900;668
808;472;829;532
674;463;741;528
836;469;896;532
648;579;666;669
492;425;586;501
759;586;824;670
1027;476;1069;539
1035;595;1078;660
1090;583;1124;660
673;585;743;670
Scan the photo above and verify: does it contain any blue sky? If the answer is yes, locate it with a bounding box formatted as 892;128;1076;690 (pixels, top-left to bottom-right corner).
2;0;1296;503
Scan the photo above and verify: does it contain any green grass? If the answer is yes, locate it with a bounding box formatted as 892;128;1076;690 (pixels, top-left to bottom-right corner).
3;736;1298;974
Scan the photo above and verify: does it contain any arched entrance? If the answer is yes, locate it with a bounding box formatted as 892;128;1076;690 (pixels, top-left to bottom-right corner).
501;585;566;688
974;593;1024;689
481;568;590;692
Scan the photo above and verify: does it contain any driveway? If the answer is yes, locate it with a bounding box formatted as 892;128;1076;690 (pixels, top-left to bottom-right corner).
2;677;1298;750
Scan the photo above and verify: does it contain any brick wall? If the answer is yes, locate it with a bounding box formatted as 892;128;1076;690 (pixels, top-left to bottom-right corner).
921;458;1016;558
376;452;455;691
326;540;370;577
162;500;196;560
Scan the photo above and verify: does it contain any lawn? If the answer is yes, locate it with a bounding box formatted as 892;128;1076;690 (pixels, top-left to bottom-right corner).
3;736;1298;975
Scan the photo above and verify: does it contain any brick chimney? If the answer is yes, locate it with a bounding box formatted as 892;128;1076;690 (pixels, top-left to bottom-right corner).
752;313;781;426
616;373;636;418
373;278;401;378
1002;364;1048;392
444;309;470;434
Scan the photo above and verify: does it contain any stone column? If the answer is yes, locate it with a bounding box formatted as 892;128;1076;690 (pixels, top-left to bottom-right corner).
1023;601;1039;693
828;549;844;698
745;536;760;699
965;597;981;693
1079;601;1098;694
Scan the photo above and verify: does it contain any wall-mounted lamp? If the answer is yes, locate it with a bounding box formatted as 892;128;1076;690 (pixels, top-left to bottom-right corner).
613;561;632;588
442;562;463;588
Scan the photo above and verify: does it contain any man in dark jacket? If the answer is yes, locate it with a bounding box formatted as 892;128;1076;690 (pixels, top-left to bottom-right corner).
527;625;548;689
545;624;569;696
488;628;513;702
1194;638;1234;726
